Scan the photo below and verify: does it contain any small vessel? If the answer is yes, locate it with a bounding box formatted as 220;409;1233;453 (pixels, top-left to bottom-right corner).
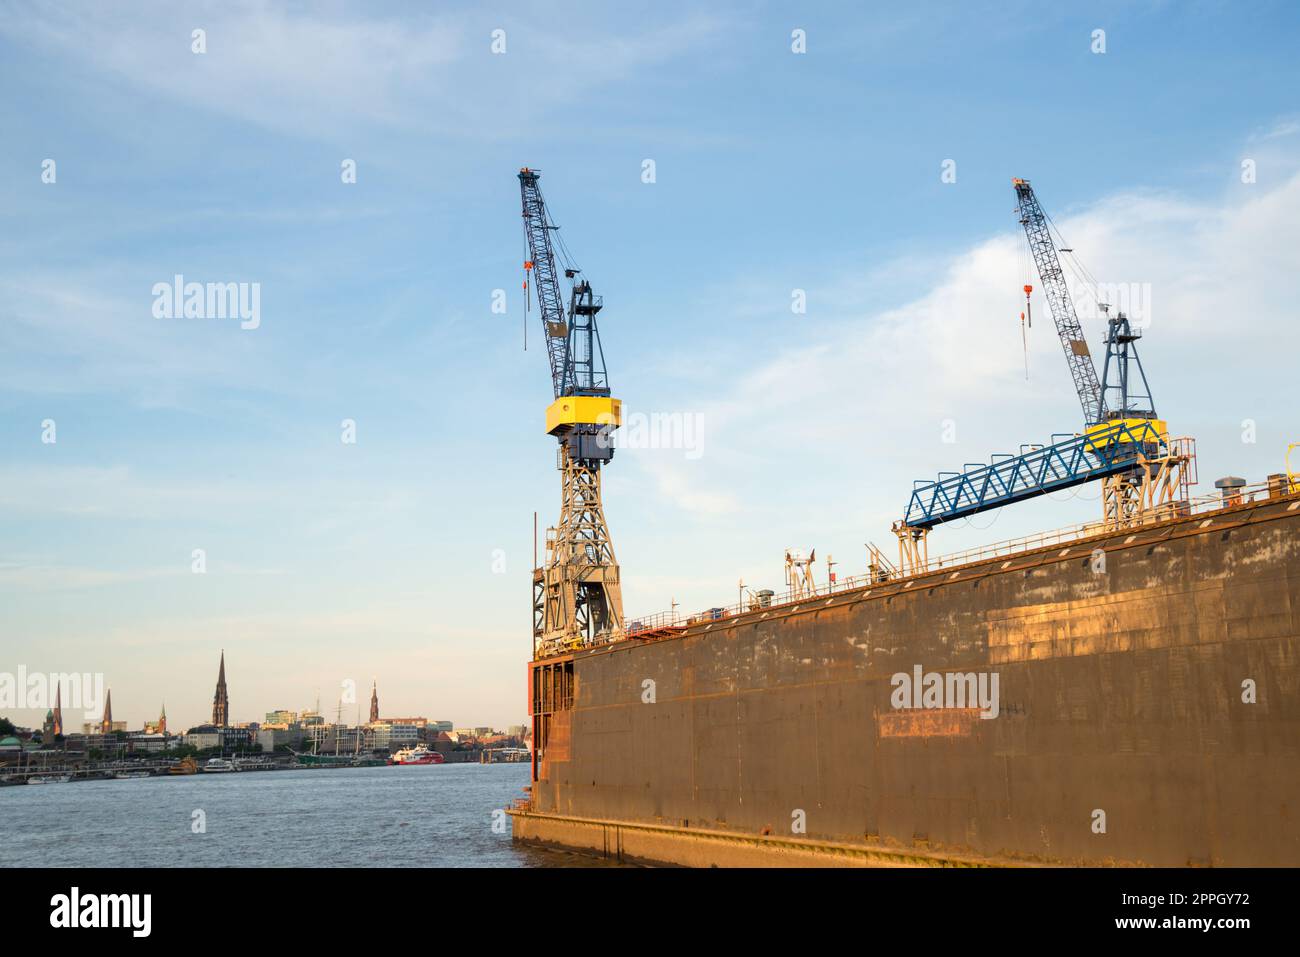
388;744;444;766
113;770;152;780
202;757;238;773
27;774;71;785
168;757;198;775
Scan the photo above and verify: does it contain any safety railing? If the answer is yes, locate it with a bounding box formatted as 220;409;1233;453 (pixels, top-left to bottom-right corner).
620;477;1293;643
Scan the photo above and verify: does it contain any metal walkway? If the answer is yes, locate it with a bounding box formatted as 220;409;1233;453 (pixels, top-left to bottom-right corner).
903;420;1165;530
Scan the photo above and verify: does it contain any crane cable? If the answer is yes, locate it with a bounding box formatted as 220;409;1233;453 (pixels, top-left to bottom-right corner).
553;221;580;275
535;179;581;275
522;215;530;351
1043;207;1105;317
521;178;582;355
1017;219;1031;380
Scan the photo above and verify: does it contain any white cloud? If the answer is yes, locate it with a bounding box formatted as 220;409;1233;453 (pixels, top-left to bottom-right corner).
622;163;1300;605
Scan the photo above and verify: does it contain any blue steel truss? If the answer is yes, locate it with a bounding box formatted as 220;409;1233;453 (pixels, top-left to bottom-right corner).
904;420;1164;530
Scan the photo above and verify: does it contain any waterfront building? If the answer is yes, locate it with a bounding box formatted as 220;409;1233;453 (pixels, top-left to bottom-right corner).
264;709;298;726
67;732;117;754
382;716;427;729
126;733;168;752
82;721;126;734
184;728;221;750
256;727;304;752
182;725;253;751
369;722;421;749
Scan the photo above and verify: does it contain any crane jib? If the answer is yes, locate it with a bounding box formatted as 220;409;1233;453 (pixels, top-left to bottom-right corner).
519;170;571;400
1013;179;1105;426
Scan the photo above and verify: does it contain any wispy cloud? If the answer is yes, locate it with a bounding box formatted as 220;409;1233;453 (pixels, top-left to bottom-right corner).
0;1;734;142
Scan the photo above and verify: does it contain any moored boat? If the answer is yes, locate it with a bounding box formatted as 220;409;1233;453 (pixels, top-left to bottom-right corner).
27;774;71;784
387;744;444;765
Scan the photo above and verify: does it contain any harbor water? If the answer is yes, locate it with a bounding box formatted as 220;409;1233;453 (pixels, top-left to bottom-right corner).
3;763;610;867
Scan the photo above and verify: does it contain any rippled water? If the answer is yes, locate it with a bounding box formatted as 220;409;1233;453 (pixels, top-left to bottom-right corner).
2;763;611;867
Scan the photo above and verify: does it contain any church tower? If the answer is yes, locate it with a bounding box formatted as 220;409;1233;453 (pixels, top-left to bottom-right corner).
212;650;230;727
52;681;63;736
369;680;379;724
100;688;113;734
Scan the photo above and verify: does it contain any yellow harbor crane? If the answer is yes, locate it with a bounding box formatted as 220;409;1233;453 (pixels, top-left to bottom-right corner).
518;169;623;656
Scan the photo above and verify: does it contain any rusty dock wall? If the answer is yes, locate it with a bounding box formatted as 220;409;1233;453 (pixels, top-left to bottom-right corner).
514;492;1300;867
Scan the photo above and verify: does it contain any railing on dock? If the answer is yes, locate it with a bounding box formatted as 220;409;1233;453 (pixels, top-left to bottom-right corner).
617;477;1295;645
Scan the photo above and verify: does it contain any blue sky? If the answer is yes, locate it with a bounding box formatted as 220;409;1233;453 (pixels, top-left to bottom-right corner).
2;1;1299;730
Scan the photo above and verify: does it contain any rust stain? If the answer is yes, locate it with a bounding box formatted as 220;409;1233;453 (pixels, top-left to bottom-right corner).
877;708;980;738
986;570;1292;663
545;710;571;764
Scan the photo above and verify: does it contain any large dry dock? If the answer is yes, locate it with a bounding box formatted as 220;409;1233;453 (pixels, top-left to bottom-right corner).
512;489;1300;866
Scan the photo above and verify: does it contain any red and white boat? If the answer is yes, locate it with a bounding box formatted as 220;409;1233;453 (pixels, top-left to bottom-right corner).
388;744;444;765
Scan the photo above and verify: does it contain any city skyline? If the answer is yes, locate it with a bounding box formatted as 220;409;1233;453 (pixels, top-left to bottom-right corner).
2;651;488;733
3;3;1300;731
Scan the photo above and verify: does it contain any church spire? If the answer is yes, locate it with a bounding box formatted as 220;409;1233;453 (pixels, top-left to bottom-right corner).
369;679;379;724
212;650;230;727
100;688;113;734
52;680;63;736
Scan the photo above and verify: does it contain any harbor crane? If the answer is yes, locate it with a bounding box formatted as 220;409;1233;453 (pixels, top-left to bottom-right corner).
519;169;624;655
893;179;1194;570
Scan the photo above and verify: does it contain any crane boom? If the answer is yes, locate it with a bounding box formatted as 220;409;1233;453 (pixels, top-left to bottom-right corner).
1013;178;1105;425
519;169;571;399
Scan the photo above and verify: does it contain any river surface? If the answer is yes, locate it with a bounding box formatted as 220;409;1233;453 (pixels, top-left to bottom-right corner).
2;763;612;867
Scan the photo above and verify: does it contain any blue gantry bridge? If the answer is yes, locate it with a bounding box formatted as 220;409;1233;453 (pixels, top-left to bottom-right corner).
903;419;1166;530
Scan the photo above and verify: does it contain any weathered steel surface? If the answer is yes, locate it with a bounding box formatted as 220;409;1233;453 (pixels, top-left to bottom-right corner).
526;495;1300;866
509;808;1011;867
